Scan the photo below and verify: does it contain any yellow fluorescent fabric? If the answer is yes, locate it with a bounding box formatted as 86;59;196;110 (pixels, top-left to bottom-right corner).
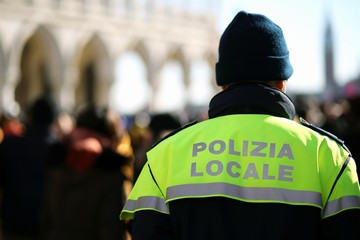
120;163;168;220
121;114;360;220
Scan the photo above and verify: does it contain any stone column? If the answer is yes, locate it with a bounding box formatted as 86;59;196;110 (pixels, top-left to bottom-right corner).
60;64;78;112
2;64;21;116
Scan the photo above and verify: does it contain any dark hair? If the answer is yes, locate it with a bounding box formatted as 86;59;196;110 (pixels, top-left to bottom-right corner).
75;105;122;139
149;113;181;138
28;96;57;126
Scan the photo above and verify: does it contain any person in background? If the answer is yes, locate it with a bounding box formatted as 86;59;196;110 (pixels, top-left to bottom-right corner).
0;96;57;240
120;11;360;239
0;112;3;143
340;96;360;177
42;104;133;240
0;112;24;140
51;111;75;143
133;113;182;182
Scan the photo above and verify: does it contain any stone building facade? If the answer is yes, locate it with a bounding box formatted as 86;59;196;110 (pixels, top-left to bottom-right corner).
0;0;219;116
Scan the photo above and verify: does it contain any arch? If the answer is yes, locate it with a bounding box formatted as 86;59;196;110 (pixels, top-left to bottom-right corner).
15;25;62;115
153;46;188;92
167;46;189;86
110;50;150;115
153;47;188;113
126;40;151;84
188;58;214;106
74;33;112;109
108;39;154;115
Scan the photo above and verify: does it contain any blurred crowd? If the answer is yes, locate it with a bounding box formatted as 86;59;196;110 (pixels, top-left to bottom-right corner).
0;96;134;240
0;93;359;240
294;94;360;172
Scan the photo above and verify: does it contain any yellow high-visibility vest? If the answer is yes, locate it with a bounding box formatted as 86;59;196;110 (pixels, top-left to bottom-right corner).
120;115;360;220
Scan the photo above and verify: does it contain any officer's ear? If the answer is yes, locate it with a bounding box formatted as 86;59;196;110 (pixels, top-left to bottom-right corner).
220;85;228;91
273;80;287;92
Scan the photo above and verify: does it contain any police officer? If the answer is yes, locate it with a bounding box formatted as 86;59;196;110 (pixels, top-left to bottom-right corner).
120;11;360;240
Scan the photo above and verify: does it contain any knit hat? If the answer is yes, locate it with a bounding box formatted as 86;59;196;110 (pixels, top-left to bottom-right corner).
216;11;293;86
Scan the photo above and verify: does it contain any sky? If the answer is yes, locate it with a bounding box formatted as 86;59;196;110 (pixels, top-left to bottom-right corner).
111;0;360;115
219;0;360;94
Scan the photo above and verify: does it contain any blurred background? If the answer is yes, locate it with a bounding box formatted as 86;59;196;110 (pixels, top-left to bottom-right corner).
0;0;359;123
1;1;360;239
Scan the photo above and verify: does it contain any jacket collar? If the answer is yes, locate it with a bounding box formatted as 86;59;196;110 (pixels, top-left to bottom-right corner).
208;83;296;120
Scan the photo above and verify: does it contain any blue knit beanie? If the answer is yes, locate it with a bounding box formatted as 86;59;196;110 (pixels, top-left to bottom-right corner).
216;11;293;86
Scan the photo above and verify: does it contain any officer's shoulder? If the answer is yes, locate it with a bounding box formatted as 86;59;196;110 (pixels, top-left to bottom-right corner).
150;120;198;149
299;117;351;153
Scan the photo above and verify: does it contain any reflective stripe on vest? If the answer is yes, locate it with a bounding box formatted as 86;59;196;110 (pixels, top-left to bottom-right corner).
121;196;169;218
167;183;322;207
120;163;169;220
323;195;360;217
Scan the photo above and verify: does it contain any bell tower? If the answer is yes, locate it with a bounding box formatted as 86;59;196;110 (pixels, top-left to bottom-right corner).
323;5;340;101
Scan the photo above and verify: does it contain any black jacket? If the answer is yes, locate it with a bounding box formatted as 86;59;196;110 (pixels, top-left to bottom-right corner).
0;124;55;236
131;84;360;240
42;131;129;240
